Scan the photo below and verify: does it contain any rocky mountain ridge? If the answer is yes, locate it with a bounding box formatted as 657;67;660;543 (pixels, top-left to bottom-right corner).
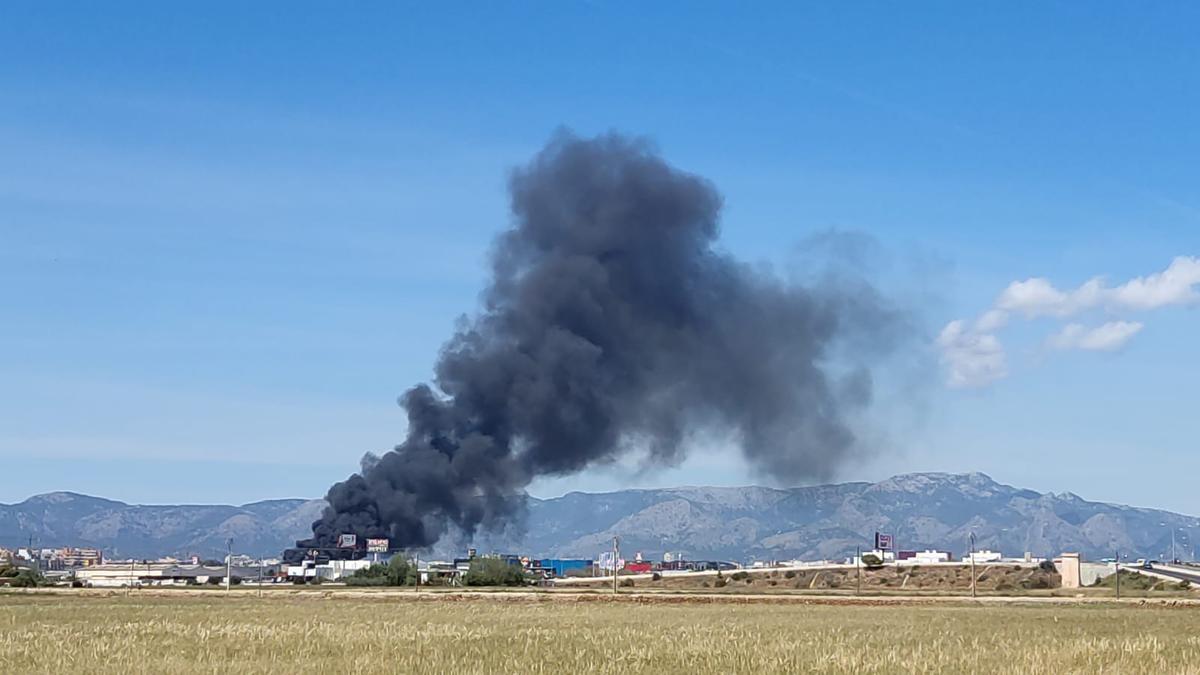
2;473;1195;561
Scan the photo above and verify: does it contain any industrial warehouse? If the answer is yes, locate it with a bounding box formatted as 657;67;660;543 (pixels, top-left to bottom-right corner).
282;545;740;585
8;531;1195;593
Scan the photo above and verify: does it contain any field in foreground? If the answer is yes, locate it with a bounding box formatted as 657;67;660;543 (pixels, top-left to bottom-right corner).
3;592;1200;674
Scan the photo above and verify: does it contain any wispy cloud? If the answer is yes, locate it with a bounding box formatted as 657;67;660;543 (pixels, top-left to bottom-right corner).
937;320;1007;389
994;256;1200;320
938;257;1199;388
1047;321;1144;352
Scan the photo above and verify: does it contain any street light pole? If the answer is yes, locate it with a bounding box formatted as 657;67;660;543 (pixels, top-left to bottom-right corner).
969;532;976;599
855;546;861;596
225;538;233;592
1108;547;1118;598
612;536;619;595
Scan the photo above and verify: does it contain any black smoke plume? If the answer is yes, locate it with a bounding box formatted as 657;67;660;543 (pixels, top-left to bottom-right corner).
306;131;905;551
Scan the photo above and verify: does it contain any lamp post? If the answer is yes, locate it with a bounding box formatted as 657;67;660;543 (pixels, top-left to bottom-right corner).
225;538;233;592
855;546;861;596
612;536;620;595
1114;550;1120;600
968;532;976;599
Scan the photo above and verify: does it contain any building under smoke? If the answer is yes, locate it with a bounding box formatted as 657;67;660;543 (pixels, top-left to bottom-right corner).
299;131;906;555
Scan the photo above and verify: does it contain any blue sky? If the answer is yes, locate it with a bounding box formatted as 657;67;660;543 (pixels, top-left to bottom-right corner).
3;3;1199;512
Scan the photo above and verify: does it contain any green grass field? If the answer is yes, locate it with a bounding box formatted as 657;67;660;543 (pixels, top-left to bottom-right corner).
3;592;1200;673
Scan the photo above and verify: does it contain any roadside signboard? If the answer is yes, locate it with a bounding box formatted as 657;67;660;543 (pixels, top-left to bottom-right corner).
337;534;358;549
875;532;893;551
366;538;389;553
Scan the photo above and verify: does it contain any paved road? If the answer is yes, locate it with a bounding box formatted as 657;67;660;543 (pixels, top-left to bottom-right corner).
1149;563;1200;584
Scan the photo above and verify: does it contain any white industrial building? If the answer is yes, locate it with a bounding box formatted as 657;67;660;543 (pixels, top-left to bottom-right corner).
75;563;272;587
285;558;375;582
911;550;952;564
964;550;1003;564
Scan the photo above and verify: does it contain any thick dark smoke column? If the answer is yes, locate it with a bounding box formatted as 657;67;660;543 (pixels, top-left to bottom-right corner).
309;131;902;549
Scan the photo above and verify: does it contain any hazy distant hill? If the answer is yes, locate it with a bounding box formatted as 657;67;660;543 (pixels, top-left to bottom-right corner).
505;473;1200;563
0;492;326;559
3;473;1197;561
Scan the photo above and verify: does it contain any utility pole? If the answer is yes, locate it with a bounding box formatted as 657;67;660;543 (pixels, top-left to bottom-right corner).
609;533;619;590
854;547;864;593
1114;550;1120;600
258;558;264;598
1172;529;1176;563
414;551;419;594
27;535;39;574
225;538;233;592
968;532;976;599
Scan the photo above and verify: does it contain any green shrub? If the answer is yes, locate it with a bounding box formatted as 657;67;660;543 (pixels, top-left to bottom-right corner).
464;557;525;587
619;579;634;588
651;572;662;581
346;557;415;586
731;571;749;581
344;576;390;587
860;554;883;568
1020;576;1051;590
714;577;727;588
784;570;797;579
9;570;44;588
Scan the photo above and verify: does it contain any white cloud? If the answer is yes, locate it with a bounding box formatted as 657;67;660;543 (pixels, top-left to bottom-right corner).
938;257;1195;388
1110;256;1200;310
1048;321;1143;351
973;309;1010;332
996;256;1200;318
936;320;1007;388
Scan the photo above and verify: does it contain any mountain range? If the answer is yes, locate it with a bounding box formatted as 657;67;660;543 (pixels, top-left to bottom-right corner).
2;473;1196;561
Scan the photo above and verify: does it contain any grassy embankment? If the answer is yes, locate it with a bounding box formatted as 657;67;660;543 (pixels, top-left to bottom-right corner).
3;592;1200;673
567;564;1064;594
566;564;1198;598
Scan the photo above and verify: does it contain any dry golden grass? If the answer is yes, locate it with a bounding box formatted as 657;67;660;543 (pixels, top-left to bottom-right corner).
3;591;1200;673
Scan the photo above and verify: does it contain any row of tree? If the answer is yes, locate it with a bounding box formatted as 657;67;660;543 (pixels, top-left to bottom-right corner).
344;556;526;587
0;564;45;587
